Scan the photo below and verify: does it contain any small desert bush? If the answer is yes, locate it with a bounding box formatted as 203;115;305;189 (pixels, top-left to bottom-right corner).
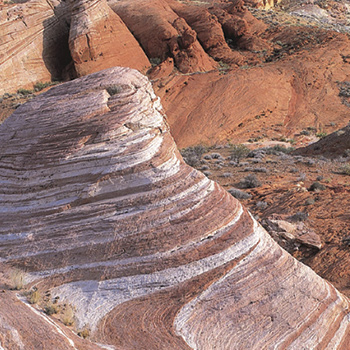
240;174;261;188
9;268;25;290
287;212;309;222
230;144;250;163
107;85;123;96
339;163;350;175
316;131;327;139
308;181;326;192
228;188;252;200
44;302;60;315
305;198;315;206
243;167;268;173
34;81;52;92
150;57;162;67
210;152;224;160
256;201;268;210
28;290;41;305
180;145;208;167
77;326;90;339
264;145;295;155
61;304;75;326
17;88;33;96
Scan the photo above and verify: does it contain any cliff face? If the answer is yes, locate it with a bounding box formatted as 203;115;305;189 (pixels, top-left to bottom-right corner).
1;67;350;349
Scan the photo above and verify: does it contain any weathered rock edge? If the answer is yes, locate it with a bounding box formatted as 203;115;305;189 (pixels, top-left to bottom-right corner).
0;67;350;349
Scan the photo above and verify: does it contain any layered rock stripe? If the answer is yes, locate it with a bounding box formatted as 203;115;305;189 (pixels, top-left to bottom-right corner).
1;67;350;349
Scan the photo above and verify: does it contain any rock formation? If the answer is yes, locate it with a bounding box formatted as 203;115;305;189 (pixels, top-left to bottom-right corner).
155;29;350;147
0;0;72;95
69;0;150;77
295;124;350;158
168;2;246;65
1;67;350;349
108;0;217;73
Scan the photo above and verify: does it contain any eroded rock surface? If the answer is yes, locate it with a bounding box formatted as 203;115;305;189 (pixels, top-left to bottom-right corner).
262;213;322;252
155;29;350;147
69;0;150;76
0;0;72;95
1;67;350;349
108;0;217;73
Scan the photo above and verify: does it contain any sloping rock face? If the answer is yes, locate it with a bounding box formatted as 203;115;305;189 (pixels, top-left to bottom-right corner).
295;124;350;157
0;289;102;350
69;0;150;77
1;67;350;349
155;30;350;147
0;0;72;95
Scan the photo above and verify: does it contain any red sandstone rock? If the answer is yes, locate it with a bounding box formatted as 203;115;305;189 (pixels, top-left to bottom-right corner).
148;57;175;80
108;0;216;73
209;3;270;52
1;67;350;349
263;214;322;251
155;30;350;148
170;2;245;65
69;0;150;76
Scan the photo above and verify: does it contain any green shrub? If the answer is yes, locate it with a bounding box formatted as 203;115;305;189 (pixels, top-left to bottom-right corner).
180;145;208;167
240;174;261;188
305;198;315;206
150;57;162;67
34;81;52;92
256;201;268;210
17;88;33;95
316;132;327;138
77;326;90;339
218;61;230;70
228;188;252;200
265;145;295;154
230;144;250;164
308;181;326;192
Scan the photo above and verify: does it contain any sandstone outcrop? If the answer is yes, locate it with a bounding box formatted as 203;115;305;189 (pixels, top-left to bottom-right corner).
69;0;150;77
262;214;322;251
0;0;72;95
108;0;216;73
155;29;350;147
169;2;245;65
295;124;350;158
1;67;350;349
209;0;270;53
